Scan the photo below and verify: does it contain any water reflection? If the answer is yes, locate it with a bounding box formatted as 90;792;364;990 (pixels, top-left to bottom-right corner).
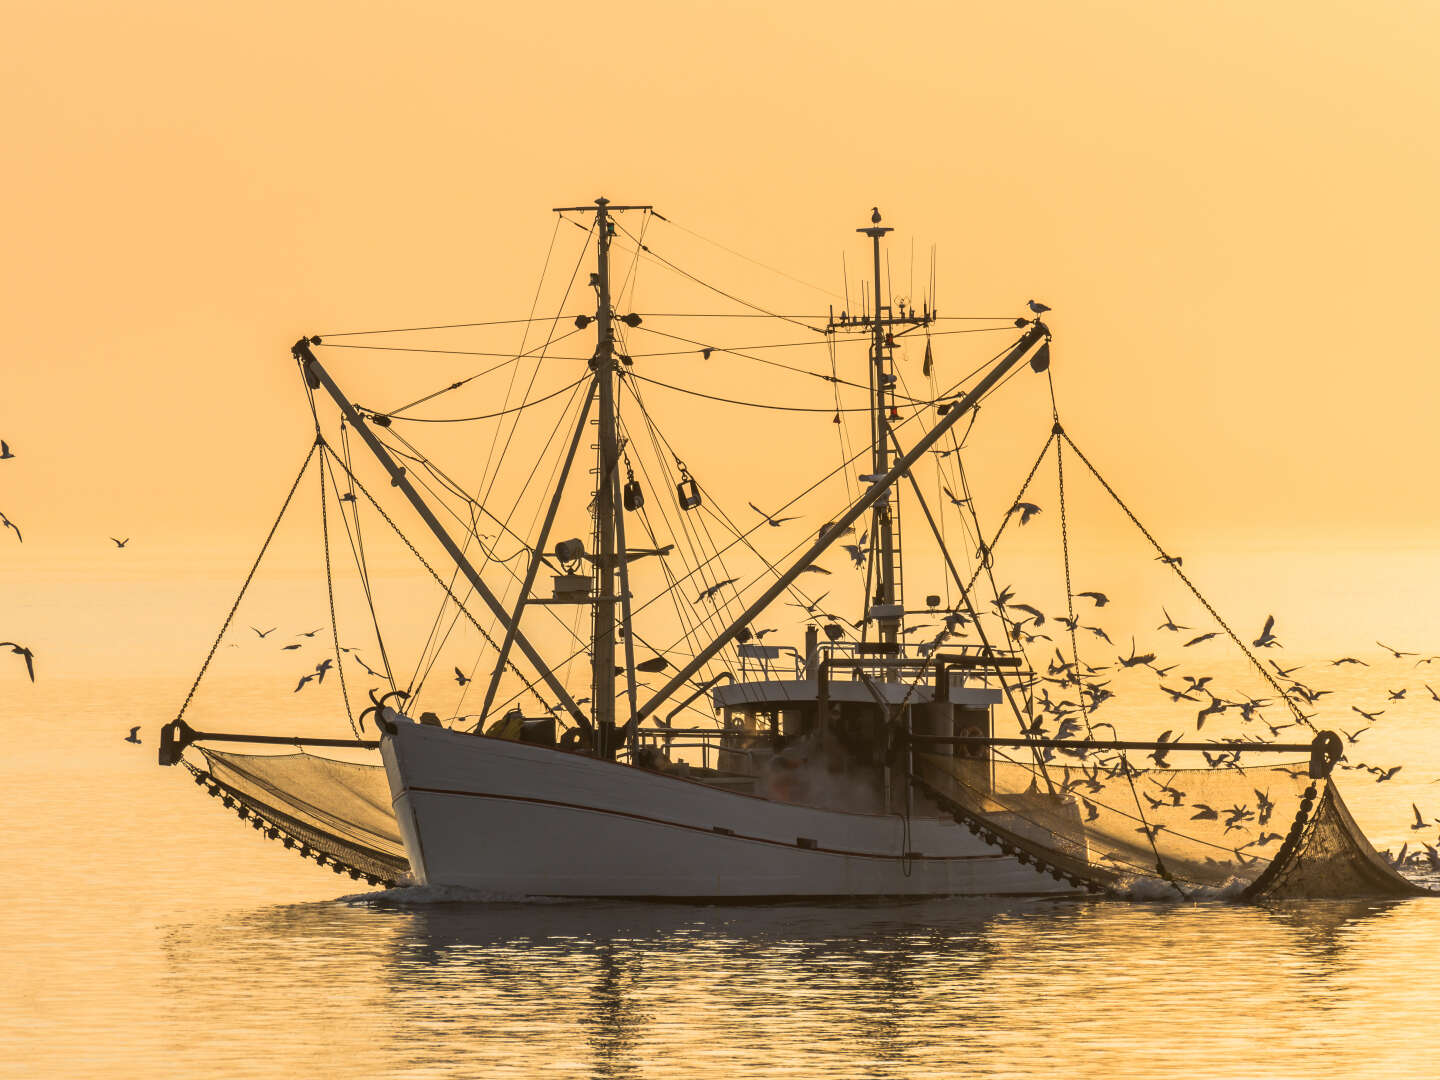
157;895;1440;1080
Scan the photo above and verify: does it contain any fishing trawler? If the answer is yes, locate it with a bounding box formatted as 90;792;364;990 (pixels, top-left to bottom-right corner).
159;200;1429;902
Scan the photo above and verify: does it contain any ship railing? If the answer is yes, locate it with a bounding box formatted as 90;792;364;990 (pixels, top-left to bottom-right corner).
632;726;764;771
735;643;805;681
815;641;1030;687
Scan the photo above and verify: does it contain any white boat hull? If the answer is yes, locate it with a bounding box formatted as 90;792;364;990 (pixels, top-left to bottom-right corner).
380;722;1075;899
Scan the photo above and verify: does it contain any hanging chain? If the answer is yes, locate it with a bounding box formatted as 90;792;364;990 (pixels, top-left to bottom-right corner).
1059;431;1313;731
172;442;318;724
965;432;1057;593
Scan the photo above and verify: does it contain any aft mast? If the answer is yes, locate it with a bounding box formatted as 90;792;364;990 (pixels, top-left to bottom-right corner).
829;210;930;659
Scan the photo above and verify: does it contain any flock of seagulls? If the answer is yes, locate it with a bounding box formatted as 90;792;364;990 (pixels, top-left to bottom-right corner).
3;439;135;691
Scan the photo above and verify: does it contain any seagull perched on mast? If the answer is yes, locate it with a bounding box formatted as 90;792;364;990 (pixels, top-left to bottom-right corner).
870;207;882;224
1027;299;1051;314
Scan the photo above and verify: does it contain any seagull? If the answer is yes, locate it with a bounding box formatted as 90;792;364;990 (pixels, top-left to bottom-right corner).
1155;553;1183;567
1351;706;1385;722
1079;796;1100;822
454;667;471;686
250;626;277;638
748;502;800;528
1;642;35;681
1027;299;1051;314
840;533;868;568
352;655;384;678
294;672;317;692
340;491;357;503
1269;659;1303;679
1149;730;1175;768
1077;591;1109;607
1252;615;1280;649
1184;632;1219;647
696;578;739;604
1183;675;1213;693
313;658;333;683
1160;684;1198;703
1196;695;1228;729
297;628;324;638
1331;657;1368;666
0;441;12;459
1117;639;1155;669
786;591;831;615
1011;603;1046;626
110;537;130;548
1191;803;1220;821
281;643;303;651
1412;804;1430;831
0;512;20;542
1373;765;1402;783
1378;641;1417;659
799;564;832;576
1255;789;1275;825
1084;625;1113;644
871;206;882;224
1388;688;1408;701
1012;501;1042;525
124;726;142;744
1157;608;1188;632
636;655;671;674
1426;684;1440;703
941;486;970;510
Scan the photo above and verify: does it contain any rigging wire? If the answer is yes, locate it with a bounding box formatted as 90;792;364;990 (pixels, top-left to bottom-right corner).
323;432;398;689
171;442;319;727
648;210;845;301
317;446;362;738
610;220;828;335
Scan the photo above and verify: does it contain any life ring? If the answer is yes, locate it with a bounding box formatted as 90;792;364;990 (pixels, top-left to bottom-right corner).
957;723;986;759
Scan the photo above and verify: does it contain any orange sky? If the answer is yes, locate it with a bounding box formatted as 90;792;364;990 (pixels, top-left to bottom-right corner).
3;0;1439;679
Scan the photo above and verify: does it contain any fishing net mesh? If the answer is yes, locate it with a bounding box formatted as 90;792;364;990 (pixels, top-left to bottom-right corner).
184;741;1424;899
194;747;409;886
914;752;1429;899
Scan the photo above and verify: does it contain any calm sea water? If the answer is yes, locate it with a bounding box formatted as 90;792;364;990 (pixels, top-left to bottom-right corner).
7;663;1440;1079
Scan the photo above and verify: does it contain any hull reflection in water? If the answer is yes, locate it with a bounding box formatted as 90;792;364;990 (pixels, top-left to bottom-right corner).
380;720;1075;899
158;894;1440;1080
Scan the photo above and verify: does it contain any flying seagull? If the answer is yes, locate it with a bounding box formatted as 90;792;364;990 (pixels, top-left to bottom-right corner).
250;626;276;638
0;512;20;542
695;578;738;604
1;642;35;681
1377;641;1417;659
1012;501;1042;526
352;655;384;678
110;537;129;548
1076;591;1109;607
454;667;471;686
1252;615;1280;649
0;441;13;459
1157;608;1188;632
124;726;142;744
748;503;799;528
